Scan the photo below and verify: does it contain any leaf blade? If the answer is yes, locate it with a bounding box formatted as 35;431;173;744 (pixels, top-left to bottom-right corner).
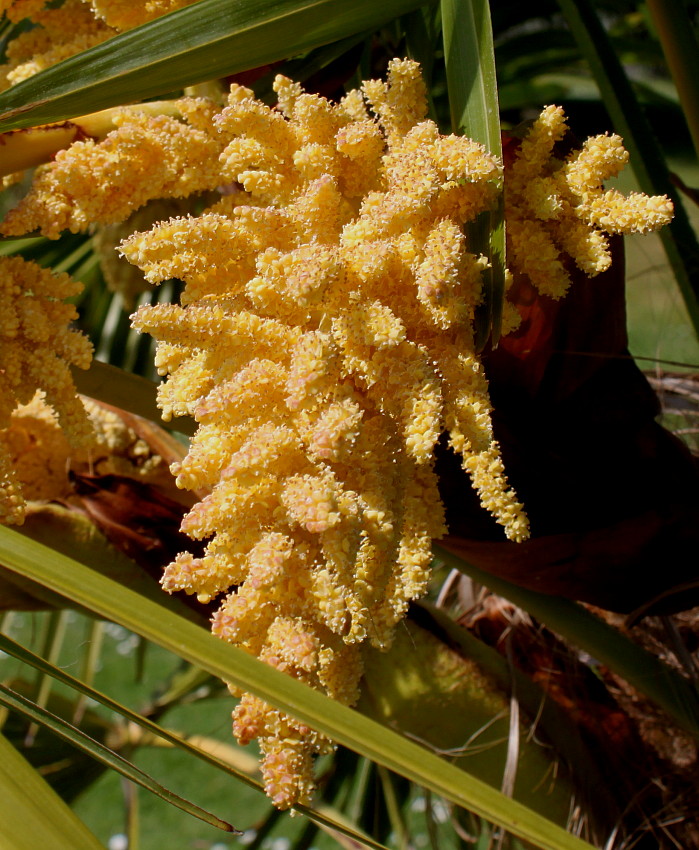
441;0;505;348
0;526;595;850
0;683;237;833
0;0;424;132
0;632;387;850
0;731;105;850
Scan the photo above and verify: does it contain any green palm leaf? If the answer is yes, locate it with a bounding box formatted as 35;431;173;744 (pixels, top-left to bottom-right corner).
441;0;505;348
0;0;424;132
0;683;237;833
0;632;388;850
0;731;105;850
0;526;594;850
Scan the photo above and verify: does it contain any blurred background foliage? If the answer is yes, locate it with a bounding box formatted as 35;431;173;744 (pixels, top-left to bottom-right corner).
1;1;699;849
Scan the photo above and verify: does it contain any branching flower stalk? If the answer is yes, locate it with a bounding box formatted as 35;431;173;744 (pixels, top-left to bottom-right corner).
0;50;673;807
505;105;674;299
124;60;531;807
0;102;183;180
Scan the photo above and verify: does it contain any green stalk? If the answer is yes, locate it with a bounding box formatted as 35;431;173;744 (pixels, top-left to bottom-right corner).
646;0;699;163
72;619;104;725
556;0;699;341
26;610;68;745
377;767;409;850
125;780;140;850
441;0;505;348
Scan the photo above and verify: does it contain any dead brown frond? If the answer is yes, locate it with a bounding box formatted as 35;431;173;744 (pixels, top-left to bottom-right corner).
646;370;699;454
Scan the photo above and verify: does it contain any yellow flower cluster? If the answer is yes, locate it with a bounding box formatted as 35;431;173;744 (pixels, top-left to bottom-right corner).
0;256;93;524
5;392;169;505
505;105;674;298
0;44;673;805
118;59;529;807
0;99;225;238
0;0;47;22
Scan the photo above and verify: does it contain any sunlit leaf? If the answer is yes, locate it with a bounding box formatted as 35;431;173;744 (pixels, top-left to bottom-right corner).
441;0;505;348
0;526;594;850
0;0;425;132
0;731;104;850
0;683;237;833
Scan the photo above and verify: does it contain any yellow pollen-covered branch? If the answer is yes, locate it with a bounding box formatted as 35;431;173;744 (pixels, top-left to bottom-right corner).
505;105;673;298
120;58;526;808
0;102;183;180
